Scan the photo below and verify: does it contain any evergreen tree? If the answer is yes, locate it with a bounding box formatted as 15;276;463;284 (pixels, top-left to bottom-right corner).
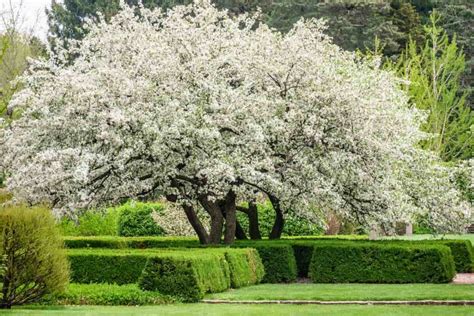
390;11;473;161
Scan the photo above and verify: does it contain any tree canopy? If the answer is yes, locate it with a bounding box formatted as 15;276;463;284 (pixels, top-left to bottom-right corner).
1;1;471;243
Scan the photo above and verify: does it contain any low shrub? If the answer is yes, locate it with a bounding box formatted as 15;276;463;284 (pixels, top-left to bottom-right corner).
224;248;265;288
117;201;165;237
68;249;150;284
0;205;70;309
63;236;200;249
59;208;120;236
237;242;297;283
43;283;173;305
139;252;230;302
309;242;456;283
426;240;473;273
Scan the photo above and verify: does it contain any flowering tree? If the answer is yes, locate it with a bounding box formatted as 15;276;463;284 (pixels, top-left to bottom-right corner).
0;1;470;244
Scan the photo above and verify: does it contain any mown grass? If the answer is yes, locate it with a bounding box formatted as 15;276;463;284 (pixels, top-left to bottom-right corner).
6;304;474;316
207;283;474;301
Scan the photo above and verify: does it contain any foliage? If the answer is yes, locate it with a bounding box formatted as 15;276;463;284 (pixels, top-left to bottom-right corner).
139;253;231;302
224;249;265;288
237;243;297;284
68;249;150;284
309;242;456;283
3;1;470;244
59;207;120;236
237;202;323;237
116;201;165;237
388;11;473;161
0;205;69;309
43;283;172;305
63;236;200;249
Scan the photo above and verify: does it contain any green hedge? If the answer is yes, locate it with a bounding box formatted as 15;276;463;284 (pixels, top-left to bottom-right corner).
224;249;265;288
63;236;200;249
309;243;456;283
43;283;172;305
424;240;473;273
236;243;297;283
67;248;263;301
68;249;151;284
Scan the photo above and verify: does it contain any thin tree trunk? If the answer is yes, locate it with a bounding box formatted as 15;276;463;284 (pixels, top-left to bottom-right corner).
235;220;248;240
181;204;210;244
223;191;237;244
269;195;284;239
247;201;261;240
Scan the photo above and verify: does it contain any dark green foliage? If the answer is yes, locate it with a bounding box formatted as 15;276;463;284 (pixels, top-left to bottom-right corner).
68;249;150;284
224;249;265;288
64;236;200;249
243;243;297;283
309;242;456;283
429;240;473;273
0;205;70;308
43;283;173;305
290;242;315;277
117;201;165;237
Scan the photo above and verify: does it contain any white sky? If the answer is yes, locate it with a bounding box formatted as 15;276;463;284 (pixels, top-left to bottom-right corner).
0;0;59;41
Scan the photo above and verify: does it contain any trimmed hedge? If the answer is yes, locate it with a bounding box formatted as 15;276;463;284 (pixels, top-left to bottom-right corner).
425;240;473;273
309;243;456;283
139;253;230;302
64;236;200;249
224;249;265;288
67;248;264;301
237;243;297;283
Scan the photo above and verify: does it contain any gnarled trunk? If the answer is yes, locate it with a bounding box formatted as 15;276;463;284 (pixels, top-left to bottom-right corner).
181;204;210;244
223;191;237;244
247;201;261;240
199;196;224;244
235;220;248;240
269;195;284;239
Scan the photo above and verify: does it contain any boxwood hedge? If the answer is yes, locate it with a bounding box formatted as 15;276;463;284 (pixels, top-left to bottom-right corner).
309;242;456;283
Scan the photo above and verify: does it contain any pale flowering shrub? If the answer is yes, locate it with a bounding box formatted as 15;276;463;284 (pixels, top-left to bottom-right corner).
0;0;470;240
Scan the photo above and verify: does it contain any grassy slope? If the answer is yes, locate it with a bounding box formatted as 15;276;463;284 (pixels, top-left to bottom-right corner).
207;284;474;301
6;305;474;316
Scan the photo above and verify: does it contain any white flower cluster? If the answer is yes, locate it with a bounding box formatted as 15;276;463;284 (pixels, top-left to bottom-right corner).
0;0;470;232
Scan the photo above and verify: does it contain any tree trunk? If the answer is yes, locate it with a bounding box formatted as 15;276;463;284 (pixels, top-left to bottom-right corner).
223;191;237;244
269;195;284;239
247;201;261;240
199;197;224;244
235;220;248;240
181;204;210;244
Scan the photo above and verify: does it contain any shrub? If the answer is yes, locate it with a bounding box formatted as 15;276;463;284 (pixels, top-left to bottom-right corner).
68;249;151;284
429;240;473;273
224;249;265;288
59;208;120;236
0;205;70;309
43;283;173;305
237;242;297;283
117;201;165;237
63;236;200;249
309;242;456;283
290;242;315;277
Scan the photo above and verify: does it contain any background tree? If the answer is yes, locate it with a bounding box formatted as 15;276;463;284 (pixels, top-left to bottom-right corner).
389;11;473;161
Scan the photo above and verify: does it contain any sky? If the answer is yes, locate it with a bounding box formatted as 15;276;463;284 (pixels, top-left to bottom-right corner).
0;0;58;41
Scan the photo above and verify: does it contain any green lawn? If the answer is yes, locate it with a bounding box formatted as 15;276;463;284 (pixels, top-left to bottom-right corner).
207;284;474;301
5;305;474;316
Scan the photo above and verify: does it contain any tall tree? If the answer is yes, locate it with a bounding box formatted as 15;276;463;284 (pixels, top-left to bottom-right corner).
2;2;470;243
390;11;473;161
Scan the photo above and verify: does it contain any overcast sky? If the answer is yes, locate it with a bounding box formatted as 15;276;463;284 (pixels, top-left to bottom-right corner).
0;0;58;41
